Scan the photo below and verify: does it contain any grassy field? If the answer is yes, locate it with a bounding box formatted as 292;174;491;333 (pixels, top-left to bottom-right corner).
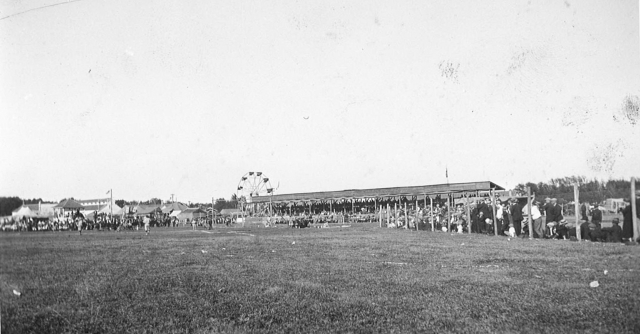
1;224;639;333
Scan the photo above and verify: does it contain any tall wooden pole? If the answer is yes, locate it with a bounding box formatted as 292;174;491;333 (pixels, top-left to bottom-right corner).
404;202;408;230
491;189;498;236
379;205;382;228
574;184;580;241
447;195;452;232
631;177;638;243
430;197;434;231
386;203;390;227
527;187;533;239
465;193;471;234
415;199;419;231
374;198;377;214
423;195;427;230
395;202;398;227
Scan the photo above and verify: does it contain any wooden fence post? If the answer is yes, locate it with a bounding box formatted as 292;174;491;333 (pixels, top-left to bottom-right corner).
404;202;408;230
430;197;434;231
447;195;452;232
527;187;533;239
574;184;581;241
465;193;471;234
632;177;638;243
415;199;419;231
492;189;498;236
386;203;390;227
394;202;398;227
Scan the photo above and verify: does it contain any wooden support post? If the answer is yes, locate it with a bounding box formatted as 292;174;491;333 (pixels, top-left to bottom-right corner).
465;193;471;234
527;187;533;239
404;202;408;230
415;199;419;231
447;195;452;232
430;197;434;231
632;177;638;243
379;205;382;228
491;189;498;236
386;203;390;227
395;202;398;226
574;184;581;241
424;196;427;212
374;198;377;213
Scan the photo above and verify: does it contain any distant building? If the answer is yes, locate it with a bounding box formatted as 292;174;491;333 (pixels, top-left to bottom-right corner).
77;198;111;207
604;198;628;213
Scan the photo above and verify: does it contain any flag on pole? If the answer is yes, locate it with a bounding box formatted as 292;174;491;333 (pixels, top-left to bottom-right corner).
446;167;448;178
106;190;111;194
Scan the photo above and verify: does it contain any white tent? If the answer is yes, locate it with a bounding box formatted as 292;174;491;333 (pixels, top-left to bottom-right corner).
12;206;35;218
80;203;122;217
99;203;123;215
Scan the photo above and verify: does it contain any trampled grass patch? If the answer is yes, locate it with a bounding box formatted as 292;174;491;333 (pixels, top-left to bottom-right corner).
1;224;639;333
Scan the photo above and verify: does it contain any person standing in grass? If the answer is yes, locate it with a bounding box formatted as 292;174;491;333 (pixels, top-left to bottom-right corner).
621;193;640;242
470;204;479;233
143;215;151;235
590;203;603;227
500;201;511;235
510;198;523;237
528;201;544;238
496;203;504;235
76;218;83;235
545;198;562;238
476;199;491;234
580;202;589;222
543;197;552;236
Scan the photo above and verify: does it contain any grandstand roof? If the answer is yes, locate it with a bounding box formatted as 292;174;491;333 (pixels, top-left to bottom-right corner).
251;181;504;204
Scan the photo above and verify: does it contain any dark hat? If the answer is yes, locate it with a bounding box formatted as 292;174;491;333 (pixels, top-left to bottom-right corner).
612;218;620;224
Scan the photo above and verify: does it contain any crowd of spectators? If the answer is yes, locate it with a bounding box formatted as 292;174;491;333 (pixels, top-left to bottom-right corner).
3;194;638;242
0;209;235;233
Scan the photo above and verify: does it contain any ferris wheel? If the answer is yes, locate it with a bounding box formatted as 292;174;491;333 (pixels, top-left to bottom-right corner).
236;172;274;201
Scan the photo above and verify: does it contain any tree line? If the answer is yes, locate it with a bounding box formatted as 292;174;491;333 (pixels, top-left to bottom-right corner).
514;176;636;204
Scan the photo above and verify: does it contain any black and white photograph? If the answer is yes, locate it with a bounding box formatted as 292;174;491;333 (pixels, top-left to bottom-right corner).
1;0;639;332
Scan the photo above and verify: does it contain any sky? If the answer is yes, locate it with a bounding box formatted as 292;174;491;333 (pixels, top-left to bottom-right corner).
1;0;639;203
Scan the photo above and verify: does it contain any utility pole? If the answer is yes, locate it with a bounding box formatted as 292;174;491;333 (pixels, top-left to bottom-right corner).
574;184;580;241
632;177;638;243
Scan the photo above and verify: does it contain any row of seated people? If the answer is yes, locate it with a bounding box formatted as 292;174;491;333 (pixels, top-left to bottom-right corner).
552;218;624;242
